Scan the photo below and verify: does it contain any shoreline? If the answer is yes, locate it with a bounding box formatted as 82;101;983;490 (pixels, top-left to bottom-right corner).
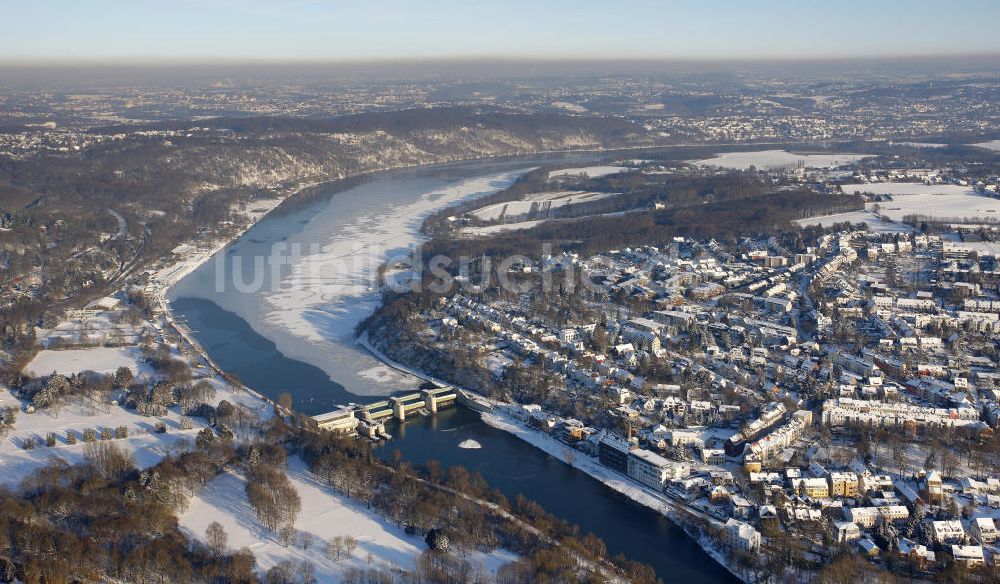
147;149;610;407
147;136;866;321
149;144;638;305
354;335;748;583
476;410;749;583
145;144;808;582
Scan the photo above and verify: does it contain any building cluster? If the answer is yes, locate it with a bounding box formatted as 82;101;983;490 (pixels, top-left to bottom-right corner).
394;159;1000;574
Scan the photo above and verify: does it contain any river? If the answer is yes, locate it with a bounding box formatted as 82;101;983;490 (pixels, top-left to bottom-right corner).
169;156;739;583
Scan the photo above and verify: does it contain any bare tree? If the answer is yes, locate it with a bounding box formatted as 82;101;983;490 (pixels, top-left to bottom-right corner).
205;521;228;557
326;536;344;562
83;441;135;481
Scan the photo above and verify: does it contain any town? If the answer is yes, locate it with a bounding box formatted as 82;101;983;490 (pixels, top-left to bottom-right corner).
3;42;1000;582
356;153;1000;581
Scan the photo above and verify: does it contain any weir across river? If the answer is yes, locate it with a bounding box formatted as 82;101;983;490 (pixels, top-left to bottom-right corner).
312;386;459;439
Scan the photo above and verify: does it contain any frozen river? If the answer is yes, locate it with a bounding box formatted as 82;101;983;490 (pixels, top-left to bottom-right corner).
168;155;738;582
170;157;579;410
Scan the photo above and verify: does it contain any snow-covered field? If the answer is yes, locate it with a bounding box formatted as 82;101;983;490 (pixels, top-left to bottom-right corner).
972;139;1000;152
841;182;978;197
468;191;619;222
0;384;199;485
840;182;1000;221
0;374;268;486
891;142;947;149
175;168;531;396
0;429;197;486
691;150;871;171
267;170;526;339
457;218;551;237
549;101;587;113
180;458;518;581
37;311;147;348
795;210;914;234
24;346;142;377
547;165;628;180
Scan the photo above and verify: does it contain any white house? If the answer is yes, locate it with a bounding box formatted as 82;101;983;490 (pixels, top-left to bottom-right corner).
952;545;985;567
725;518;761;553
972;517;998;544
627;448;689;490
931;520;966;544
833;521;861;543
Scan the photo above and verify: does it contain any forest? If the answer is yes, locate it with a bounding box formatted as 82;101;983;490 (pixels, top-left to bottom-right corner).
0;108;655;366
0;387;664;584
425;185;865;261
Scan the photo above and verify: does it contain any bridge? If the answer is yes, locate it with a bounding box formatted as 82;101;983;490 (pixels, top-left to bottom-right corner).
313;387;458;438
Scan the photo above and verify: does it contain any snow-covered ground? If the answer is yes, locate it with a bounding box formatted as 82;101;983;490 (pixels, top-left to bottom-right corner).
24;346;142;376
36;310;149;348
842;182;978;197
167;168;532;397
971;139;1000;152
890;141;947;149
795;210;914;234
0;383;200;485
839;182;1000;221
549;101;588;113
5;292;272;486
0;372;268;486
691;150;871;171
180;458;518;581
547;165;628;180
479;410;744;581
0;429;197;486
468;191;619;222
458;218;552;237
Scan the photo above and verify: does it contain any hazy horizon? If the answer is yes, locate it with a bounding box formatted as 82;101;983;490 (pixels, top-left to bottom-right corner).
2;54;999;91
4;0;1000;63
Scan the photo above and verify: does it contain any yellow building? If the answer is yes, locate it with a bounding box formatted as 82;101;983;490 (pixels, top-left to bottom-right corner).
829;472;860;498
795;477;830;499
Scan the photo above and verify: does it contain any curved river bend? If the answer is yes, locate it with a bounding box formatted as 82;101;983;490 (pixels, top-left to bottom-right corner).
170;157;738;583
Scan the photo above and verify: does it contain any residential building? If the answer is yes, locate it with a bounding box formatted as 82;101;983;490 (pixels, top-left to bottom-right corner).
725;519;761;553
931;520;966;544
829;472;859;498
952;545;985;567
627;448;689;490
598;432;633;473
833;521;861;543
794;477;830;499
972;517;998;544
845;507;879;529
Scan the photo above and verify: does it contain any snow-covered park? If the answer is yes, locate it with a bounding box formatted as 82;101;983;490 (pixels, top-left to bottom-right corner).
24;346;142;377
841;182;1000;222
795;210;914;234
691;150;871;171
468;190;620;222
180;458;518;581
547;165;629;180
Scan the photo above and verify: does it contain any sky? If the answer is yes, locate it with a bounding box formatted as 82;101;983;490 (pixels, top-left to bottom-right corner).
2;0;999;63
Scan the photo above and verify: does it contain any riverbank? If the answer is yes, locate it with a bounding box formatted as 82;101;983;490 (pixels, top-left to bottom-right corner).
477;411;749;583
152;151;756;582
355;334;748;582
